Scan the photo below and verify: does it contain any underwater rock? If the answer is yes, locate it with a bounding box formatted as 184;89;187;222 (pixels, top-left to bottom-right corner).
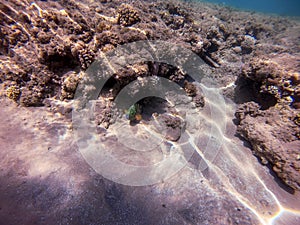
184;81;197;97
237;49;300;191
159;113;183;142
236;104;300;190
242;56;300;108
19;87;44;107
240;35;256;54
193;94;205;108
235;102;261;123
94;99;114;129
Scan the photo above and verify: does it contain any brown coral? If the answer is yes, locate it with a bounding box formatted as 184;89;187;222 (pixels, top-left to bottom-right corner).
117;4;141;27
60;71;81;100
184;80;197;97
71;41;95;70
6;85;20;101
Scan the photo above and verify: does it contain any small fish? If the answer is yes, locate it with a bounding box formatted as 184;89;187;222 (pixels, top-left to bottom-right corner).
125;103;142;121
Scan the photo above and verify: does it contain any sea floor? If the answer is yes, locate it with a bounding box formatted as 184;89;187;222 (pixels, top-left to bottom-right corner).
0;90;299;224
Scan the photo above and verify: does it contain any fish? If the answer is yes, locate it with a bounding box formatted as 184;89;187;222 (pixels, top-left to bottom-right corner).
125;103;142;121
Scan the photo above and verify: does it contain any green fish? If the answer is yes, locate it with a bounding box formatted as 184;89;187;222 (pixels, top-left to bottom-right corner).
125;103;142;121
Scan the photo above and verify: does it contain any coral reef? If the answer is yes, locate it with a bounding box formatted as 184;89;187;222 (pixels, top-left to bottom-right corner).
0;0;299;191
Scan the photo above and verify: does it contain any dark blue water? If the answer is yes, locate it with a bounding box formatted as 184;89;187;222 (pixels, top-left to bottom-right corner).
202;0;300;17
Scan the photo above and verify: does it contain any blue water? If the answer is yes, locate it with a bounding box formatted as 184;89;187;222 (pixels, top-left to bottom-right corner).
202;0;300;17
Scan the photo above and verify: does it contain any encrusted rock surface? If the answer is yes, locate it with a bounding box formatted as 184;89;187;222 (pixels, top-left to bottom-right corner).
234;38;300;191
236;103;300;190
156;113;184;142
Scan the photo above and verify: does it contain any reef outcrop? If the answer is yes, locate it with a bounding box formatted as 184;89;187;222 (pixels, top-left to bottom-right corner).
236;102;300;190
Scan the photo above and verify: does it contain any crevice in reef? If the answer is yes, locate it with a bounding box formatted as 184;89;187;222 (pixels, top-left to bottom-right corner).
234;76;277;110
